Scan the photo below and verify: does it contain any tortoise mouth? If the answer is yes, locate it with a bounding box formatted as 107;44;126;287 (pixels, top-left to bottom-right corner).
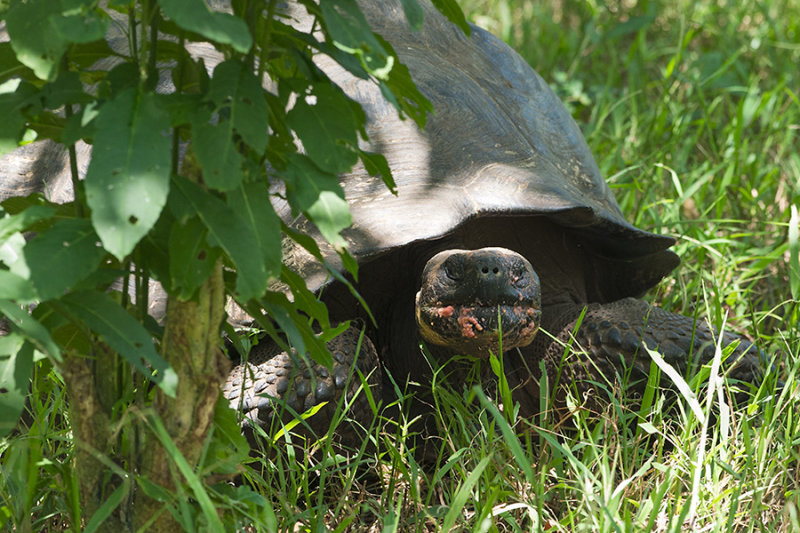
414;247;542;356
416;301;541;355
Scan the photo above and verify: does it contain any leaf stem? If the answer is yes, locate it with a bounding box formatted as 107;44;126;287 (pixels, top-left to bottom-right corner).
172;34;185;176
128;6;138;60
146;2;160;92
63;103;85;218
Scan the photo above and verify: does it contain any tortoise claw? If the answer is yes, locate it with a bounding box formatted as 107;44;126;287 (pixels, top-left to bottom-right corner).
222;325;382;443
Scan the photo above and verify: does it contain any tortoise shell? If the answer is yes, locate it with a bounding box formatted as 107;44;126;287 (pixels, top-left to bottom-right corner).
280;0;678;301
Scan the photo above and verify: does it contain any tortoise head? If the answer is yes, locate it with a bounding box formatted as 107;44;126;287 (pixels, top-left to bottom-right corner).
415;247;542;357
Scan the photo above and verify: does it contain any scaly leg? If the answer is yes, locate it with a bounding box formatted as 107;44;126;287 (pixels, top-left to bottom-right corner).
222;325;382;443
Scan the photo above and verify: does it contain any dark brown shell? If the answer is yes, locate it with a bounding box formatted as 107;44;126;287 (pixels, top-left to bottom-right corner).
284;0;678;300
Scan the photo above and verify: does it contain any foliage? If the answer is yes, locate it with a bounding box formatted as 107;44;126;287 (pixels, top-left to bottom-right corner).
0;0;466;529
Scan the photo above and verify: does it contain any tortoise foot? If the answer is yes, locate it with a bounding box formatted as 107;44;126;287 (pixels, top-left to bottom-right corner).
222;324;381;441
546;298;768;403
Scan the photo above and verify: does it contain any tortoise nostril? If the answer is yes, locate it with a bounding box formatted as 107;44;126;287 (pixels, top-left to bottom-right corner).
480;265;500;275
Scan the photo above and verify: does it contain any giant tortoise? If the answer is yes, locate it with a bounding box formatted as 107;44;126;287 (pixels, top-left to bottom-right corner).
222;0;769;439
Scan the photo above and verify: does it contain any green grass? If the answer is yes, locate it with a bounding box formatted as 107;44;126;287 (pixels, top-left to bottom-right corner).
2;0;799;531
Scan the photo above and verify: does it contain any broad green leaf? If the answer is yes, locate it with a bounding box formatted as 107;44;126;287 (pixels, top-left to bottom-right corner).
58;290;178;397
173;178;268;300
5;0;67;81
374;34;433;128
281;153;352;248
271;18;369;82
51;12;109;44
139;211;173;291
0;334;33;438
227;181;282;280
166;52;210;96
286;84;360;174
0;271;36;303
208;60;268;152
27;110;67;143
71;267;128;293
158;0;252;53
85;88;171;260
359;149;396;194
62;100;100;145
319;0;392;77
158;93;204;127
0;205;56;241
239;298;290;353
259;291;333;368
0;300;61;362
281;224;366;315
430;0;471;35
104;63;141;99
5;1;107;81
0;43;35;83
0;233;30;279
192;121;244;191
36;301;92;356
282;223;325;261
281;153;344;211
400;0;425;30
306;191;352;250
281;266;331;330
42;71;90;109
168;216;222;300
24;218;107;301
70;39;119;71
339;247;360;280
0;79;36;156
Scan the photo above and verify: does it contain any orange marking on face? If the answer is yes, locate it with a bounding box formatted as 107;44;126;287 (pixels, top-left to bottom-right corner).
437;305;455;318
457;309;483;338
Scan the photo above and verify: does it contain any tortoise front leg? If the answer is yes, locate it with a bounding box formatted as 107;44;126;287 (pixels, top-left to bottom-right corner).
222;324;382;443
561;297;766;387
511;297;769;416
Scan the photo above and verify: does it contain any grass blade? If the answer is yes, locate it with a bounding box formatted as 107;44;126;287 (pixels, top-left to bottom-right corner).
474;386;534;484
441;455;491;531
146;412;225;533
790;205;799;299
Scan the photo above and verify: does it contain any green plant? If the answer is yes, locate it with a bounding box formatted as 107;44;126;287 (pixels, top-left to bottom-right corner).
0;0;467;530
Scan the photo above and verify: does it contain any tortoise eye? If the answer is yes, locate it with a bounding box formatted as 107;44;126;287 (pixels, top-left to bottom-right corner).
443;256;464;281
